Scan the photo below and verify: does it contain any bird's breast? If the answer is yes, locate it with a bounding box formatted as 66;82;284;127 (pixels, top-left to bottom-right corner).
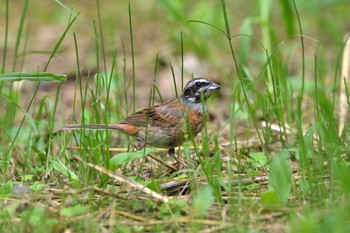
188;109;205;136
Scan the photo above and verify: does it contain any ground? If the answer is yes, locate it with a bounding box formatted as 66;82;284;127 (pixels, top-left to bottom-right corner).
1;1;350;232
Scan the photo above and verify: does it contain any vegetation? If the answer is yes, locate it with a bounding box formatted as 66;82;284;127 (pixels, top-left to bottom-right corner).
1;0;350;232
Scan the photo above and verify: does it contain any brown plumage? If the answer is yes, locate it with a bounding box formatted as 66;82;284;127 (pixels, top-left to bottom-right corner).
60;78;220;156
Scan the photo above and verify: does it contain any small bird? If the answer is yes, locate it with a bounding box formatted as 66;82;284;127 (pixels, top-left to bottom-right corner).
61;78;220;158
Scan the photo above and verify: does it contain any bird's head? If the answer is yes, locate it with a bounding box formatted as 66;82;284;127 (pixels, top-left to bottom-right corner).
181;78;220;103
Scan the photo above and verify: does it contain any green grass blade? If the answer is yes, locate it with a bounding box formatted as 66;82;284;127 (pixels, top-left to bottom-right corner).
0;72;66;82
4;12;78;167
96;0;107;77
12;0;29;72
278;0;295;36
44;12;79;72
170;63;178;98
152;54;159;105
128;1;136;113
292;0;305;94
1;0;9;73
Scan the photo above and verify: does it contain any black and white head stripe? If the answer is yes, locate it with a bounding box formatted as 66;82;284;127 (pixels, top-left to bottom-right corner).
182;78;220;103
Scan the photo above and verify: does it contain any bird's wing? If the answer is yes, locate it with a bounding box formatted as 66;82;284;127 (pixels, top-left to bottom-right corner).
121;99;184;127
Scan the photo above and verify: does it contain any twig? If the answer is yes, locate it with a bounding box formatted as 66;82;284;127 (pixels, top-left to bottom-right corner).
73;156;169;203
160;176;270;191
147;153;178;172
66;146;179;172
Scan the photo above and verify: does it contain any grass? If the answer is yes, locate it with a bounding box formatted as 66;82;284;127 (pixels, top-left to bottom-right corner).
1;0;350;232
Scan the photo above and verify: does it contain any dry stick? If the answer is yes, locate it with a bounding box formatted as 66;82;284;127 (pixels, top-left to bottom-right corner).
114;209;147;221
197;224;232;233
66;146;178;172
107;217;232;226
147;153;178;172
339;35;350;136
73;156;169;203
160;176;270;190
160;171;312;192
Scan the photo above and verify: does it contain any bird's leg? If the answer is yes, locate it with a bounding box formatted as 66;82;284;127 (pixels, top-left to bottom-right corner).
127;142;132;152
126;139;142;152
136;139;145;151
168;148;188;167
168;148;175;156
131;141;146;175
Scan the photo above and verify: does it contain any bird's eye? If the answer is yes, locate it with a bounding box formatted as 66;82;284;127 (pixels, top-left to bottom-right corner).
195;82;202;87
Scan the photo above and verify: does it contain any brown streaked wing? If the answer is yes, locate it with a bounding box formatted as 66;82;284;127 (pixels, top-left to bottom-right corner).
121;99;183;127
120;109;148;126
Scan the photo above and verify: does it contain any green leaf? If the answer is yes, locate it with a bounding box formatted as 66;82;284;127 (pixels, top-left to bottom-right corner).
21;175;33;181
0;183;13;194
2;203;20;216
60;204;86;217
261;191;280;206
268;150;292;204
146;180;161;193
52;159;79;183
248;152;269;168
299;179;310;195
191;185;213;217
0;72;66;82
160;199;187;217
28;207;46;225
30;182;48;191
109;148;157;170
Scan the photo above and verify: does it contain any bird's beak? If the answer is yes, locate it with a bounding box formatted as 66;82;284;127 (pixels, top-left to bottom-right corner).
207;81;220;91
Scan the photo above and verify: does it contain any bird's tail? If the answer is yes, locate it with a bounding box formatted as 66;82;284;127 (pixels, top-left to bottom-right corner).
57;124;125;132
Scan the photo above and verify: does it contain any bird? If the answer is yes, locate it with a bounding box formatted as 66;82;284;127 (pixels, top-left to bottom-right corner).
60;78;220;160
